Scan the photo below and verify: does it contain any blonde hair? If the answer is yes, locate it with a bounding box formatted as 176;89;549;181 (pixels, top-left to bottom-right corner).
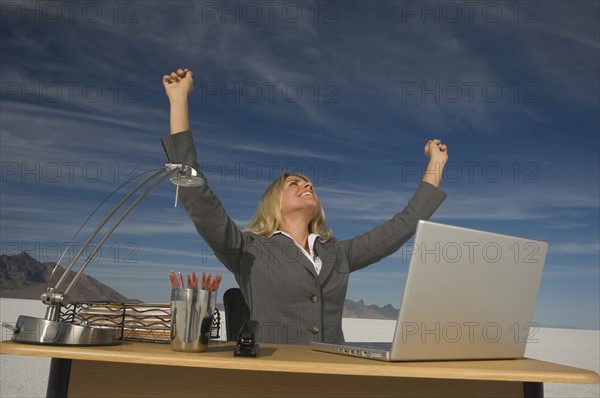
245;172;332;241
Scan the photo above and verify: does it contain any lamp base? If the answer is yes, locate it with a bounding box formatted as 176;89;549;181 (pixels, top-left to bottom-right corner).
10;315;119;346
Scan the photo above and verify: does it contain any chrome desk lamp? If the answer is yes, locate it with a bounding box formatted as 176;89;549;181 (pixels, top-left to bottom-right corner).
2;163;204;345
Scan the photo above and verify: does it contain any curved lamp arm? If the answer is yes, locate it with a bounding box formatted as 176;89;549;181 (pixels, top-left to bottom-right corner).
41;163;204;321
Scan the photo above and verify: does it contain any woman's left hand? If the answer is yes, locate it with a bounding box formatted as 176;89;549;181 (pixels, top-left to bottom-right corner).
422;139;448;188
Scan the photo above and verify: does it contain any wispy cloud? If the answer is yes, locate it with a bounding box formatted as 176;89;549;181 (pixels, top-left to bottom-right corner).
551;242;600;256
542;263;600;278
225;142;345;161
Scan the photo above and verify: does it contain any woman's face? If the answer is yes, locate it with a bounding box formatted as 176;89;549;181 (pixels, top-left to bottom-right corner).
280;175;319;219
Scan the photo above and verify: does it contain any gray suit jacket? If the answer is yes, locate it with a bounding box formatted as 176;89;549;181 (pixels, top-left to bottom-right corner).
162;131;447;344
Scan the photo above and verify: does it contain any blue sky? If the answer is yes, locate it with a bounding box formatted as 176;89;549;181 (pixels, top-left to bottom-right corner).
1;1;598;329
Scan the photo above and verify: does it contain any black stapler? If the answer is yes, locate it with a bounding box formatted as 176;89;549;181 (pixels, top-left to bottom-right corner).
234;320;260;357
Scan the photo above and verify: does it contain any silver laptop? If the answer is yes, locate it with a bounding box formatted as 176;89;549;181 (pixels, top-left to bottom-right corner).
311;220;548;361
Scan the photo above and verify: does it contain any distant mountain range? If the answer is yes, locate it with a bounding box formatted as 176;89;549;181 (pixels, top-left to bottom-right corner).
0;252;135;303
343;299;398;319
0;252;398;319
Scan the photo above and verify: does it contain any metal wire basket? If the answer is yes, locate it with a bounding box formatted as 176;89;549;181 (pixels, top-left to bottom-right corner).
59;302;221;343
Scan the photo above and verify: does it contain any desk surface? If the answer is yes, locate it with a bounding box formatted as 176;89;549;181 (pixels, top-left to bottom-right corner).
1;340;598;385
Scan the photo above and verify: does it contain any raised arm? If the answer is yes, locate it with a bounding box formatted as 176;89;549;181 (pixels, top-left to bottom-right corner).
347;139;448;271
161;68;245;276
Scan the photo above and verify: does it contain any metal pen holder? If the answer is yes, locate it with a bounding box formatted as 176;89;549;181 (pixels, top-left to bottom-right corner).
170;288;216;352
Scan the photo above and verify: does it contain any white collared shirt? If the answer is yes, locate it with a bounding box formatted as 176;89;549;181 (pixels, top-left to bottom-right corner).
269;231;323;274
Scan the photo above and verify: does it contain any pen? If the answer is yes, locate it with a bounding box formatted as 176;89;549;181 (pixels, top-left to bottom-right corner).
191;272;198;289
170;271;221;291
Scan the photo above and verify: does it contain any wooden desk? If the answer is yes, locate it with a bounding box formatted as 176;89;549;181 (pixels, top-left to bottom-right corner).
1;340;598;398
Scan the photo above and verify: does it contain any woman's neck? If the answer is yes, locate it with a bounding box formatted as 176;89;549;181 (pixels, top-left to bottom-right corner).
278;221;310;252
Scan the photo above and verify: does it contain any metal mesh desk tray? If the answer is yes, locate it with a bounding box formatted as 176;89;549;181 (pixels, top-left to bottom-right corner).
60;302;221;343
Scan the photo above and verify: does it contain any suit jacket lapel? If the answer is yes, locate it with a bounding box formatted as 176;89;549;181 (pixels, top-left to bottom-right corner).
316;240;337;285
273;234;319;279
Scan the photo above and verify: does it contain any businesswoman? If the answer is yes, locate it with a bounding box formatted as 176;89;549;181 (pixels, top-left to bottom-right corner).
161;68;448;344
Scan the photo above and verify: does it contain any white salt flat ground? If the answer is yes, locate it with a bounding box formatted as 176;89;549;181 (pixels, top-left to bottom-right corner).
1;299;598;398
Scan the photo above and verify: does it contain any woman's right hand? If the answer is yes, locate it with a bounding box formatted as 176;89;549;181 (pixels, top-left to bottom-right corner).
163;68;193;134
163;68;194;102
